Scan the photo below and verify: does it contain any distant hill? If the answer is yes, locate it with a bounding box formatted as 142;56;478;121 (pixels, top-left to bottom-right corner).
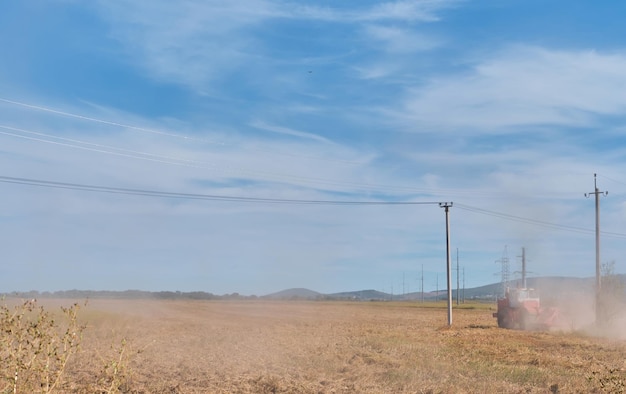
262;288;322;300
262;275;624;301
3;275;623;301
326;289;390;300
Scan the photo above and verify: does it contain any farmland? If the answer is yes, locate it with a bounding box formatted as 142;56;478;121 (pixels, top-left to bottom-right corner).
3;299;626;393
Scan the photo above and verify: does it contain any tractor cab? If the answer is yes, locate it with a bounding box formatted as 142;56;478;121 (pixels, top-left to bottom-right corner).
508;288;540;308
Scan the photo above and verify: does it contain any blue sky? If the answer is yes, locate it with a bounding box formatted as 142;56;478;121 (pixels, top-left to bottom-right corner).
1;0;626;296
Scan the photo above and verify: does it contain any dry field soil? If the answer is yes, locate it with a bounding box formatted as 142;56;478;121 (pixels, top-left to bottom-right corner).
19;299;626;393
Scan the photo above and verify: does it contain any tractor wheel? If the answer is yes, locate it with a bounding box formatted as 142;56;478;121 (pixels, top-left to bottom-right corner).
497;312;505;328
497;308;513;329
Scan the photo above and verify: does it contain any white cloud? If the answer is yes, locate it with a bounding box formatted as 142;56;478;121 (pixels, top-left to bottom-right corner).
359;0;452;22
4;1;626;294
95;0;455;89
398;46;626;130
291;0;457;23
354;62;401;79
249;120;335;144
96;0;280;87
364;25;442;53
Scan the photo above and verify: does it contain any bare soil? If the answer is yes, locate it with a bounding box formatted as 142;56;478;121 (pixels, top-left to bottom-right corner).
47;299;626;393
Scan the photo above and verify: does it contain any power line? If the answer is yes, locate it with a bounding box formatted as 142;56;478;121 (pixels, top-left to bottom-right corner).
0;123;522;198
0;175;440;206
0;98;582;200
0;97;218;143
0;97;361;165
598;174;626;187
0;125;411;192
3;174;625;239
0;126;192;167
455;203;626;239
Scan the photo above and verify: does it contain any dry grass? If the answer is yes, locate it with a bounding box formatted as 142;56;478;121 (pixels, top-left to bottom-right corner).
6;299;626;393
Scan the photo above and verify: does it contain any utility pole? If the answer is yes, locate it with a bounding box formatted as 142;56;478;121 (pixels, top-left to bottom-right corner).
421;264;424;303
456;248;460;305
436;273;439;301
403;272;406;298
462;266;465;304
521;247;527;288
585;173;607;324
439;202;453;326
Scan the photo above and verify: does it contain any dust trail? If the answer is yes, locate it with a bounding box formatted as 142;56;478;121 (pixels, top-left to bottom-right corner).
536;277;626;339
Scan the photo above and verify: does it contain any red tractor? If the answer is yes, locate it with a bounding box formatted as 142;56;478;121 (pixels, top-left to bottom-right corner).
493;287;559;330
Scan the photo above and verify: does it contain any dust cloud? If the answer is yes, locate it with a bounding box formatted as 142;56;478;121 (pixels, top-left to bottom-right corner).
537;279;626;340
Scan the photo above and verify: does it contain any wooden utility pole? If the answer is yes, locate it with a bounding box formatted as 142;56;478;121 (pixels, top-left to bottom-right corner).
585;173;607;325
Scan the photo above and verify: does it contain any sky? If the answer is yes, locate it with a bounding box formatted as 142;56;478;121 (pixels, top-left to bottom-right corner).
1;0;626;296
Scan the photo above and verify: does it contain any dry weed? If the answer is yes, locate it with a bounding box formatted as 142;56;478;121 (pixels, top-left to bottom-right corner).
0;299;83;393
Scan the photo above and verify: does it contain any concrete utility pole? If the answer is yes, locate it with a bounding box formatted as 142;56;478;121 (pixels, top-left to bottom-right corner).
439;202;453;326
462;266;465;304
585;173;607;324
521;247;527;289
514;247;533;289
456;248;460;305
421;264;424;303
403;272;406;297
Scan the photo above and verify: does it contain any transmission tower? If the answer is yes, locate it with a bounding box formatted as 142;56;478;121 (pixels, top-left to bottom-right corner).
495;245;510;297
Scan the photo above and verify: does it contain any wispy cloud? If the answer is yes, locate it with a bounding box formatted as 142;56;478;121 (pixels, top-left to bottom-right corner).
363;25;442;53
351;24;442;79
356;0;455;22
95;0;455;90
249;120;335;144
96;0;279;88
397;46;626;130
292;0;457;22
3;1;626;294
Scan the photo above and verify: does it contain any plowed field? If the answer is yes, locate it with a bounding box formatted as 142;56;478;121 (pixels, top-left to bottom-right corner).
43;299;626;393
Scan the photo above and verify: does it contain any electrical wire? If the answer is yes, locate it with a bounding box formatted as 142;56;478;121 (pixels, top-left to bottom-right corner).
0;97;362;165
0;126;190;167
0;98;584;200
0;124;508;197
0;97;212;142
455;203;626;239
0;175;440;206
0;125;420;193
598;174;626;187
1;100;598;201
3;174;624;239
